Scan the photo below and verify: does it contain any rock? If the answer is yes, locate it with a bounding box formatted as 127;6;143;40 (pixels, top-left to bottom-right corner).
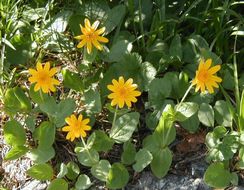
21;180;48;190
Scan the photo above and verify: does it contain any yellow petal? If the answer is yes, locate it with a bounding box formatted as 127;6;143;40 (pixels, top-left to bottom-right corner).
92;40;103;50
49;67;58;77
83;125;91;131
118;76;125;85
44;62;50;71
97;36;109;43
125;100;132;108
29;68;37;75
81;130;87;137
87;42;92;54
204;59;212;70
28;76;37;83
78;115;83;122
34;83;40;91
36;62;43;71
118;100;125;108
92;20;100;30
62;126;70;132
74;35;85;40
77;40;87;48
210;75;222;83
95;27;106;35
82;119;90;125
84;18;91;28
208;65;221;74
125;78;133;86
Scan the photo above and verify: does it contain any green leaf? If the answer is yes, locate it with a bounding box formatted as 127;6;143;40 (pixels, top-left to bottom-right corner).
28;146;55;164
77;148;99;167
40;98;76;128
121;141;136;165
150;147;172;178
204;162;231;188
84;89;102;114
75;174;92;190
29;84;49;104
106;39;133;62
164;72;189;99
92;130;114;152
62;69;84;92
148;78;171;110
109;112;140;143
57;163;68;178
26;163;53;180
154;105;176;147
91;160;111;182
106;163;129;189
4;87;31;115
175;102;199;122
198;103;214;127
4;120;26;146
66;161;80;180
169;34;182;61
35;121;55;149
180;113;200;133
103;5;126;34
230;172;238;186
214;100;232;127
25;115;36;133
5;146;28;160
133;149;153;172
47;179;68;190
213;126;227;139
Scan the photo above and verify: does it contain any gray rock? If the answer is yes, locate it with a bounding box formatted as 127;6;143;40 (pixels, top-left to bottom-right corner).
21;180;48;190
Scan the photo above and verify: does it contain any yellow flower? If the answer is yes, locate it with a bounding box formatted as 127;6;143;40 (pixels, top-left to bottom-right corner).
192;59;222;94
107;76;141;108
28;62;60;93
62;114;91;141
74;18;109;54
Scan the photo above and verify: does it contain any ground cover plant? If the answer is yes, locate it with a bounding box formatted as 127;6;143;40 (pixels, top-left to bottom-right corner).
0;0;244;189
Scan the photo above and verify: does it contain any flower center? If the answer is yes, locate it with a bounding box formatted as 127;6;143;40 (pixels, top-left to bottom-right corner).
87;31;96;40
119;87;127;98
38;72;49;83
198;70;209;82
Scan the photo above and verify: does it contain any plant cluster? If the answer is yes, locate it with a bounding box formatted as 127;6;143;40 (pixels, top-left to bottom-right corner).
0;0;244;189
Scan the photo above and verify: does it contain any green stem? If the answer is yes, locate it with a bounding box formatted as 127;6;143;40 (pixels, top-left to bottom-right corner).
179;83;193;105
138;0;145;50
39;90;44;101
0;34;7;84
233;34;240;113
112;105;118;128
80;136;95;162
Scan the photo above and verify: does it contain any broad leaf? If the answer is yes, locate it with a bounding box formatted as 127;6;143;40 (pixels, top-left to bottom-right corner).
121;141;136;165
5;146;28;160
92;130;114;152
154;105;176;147
66;161;80;180
35;121;55;149
28;146;55;164
4;87;31;115
77;148;99;167
4;120;26;146
204;162;231;188
110;112;140;143
175;102;199;122
133;149;153;172
26;163;53;180
198;103;214;127
84;89;102;114
75;174;92;190
91;160;111;182
62;69;84;92
106;163;129;189
214;100;232;127
150;147;172;178
47;179;68;190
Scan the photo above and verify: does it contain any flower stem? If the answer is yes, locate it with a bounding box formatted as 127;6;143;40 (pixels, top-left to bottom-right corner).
112;105;118;128
39;90;44;101
179;83;193;105
80;136;95;163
